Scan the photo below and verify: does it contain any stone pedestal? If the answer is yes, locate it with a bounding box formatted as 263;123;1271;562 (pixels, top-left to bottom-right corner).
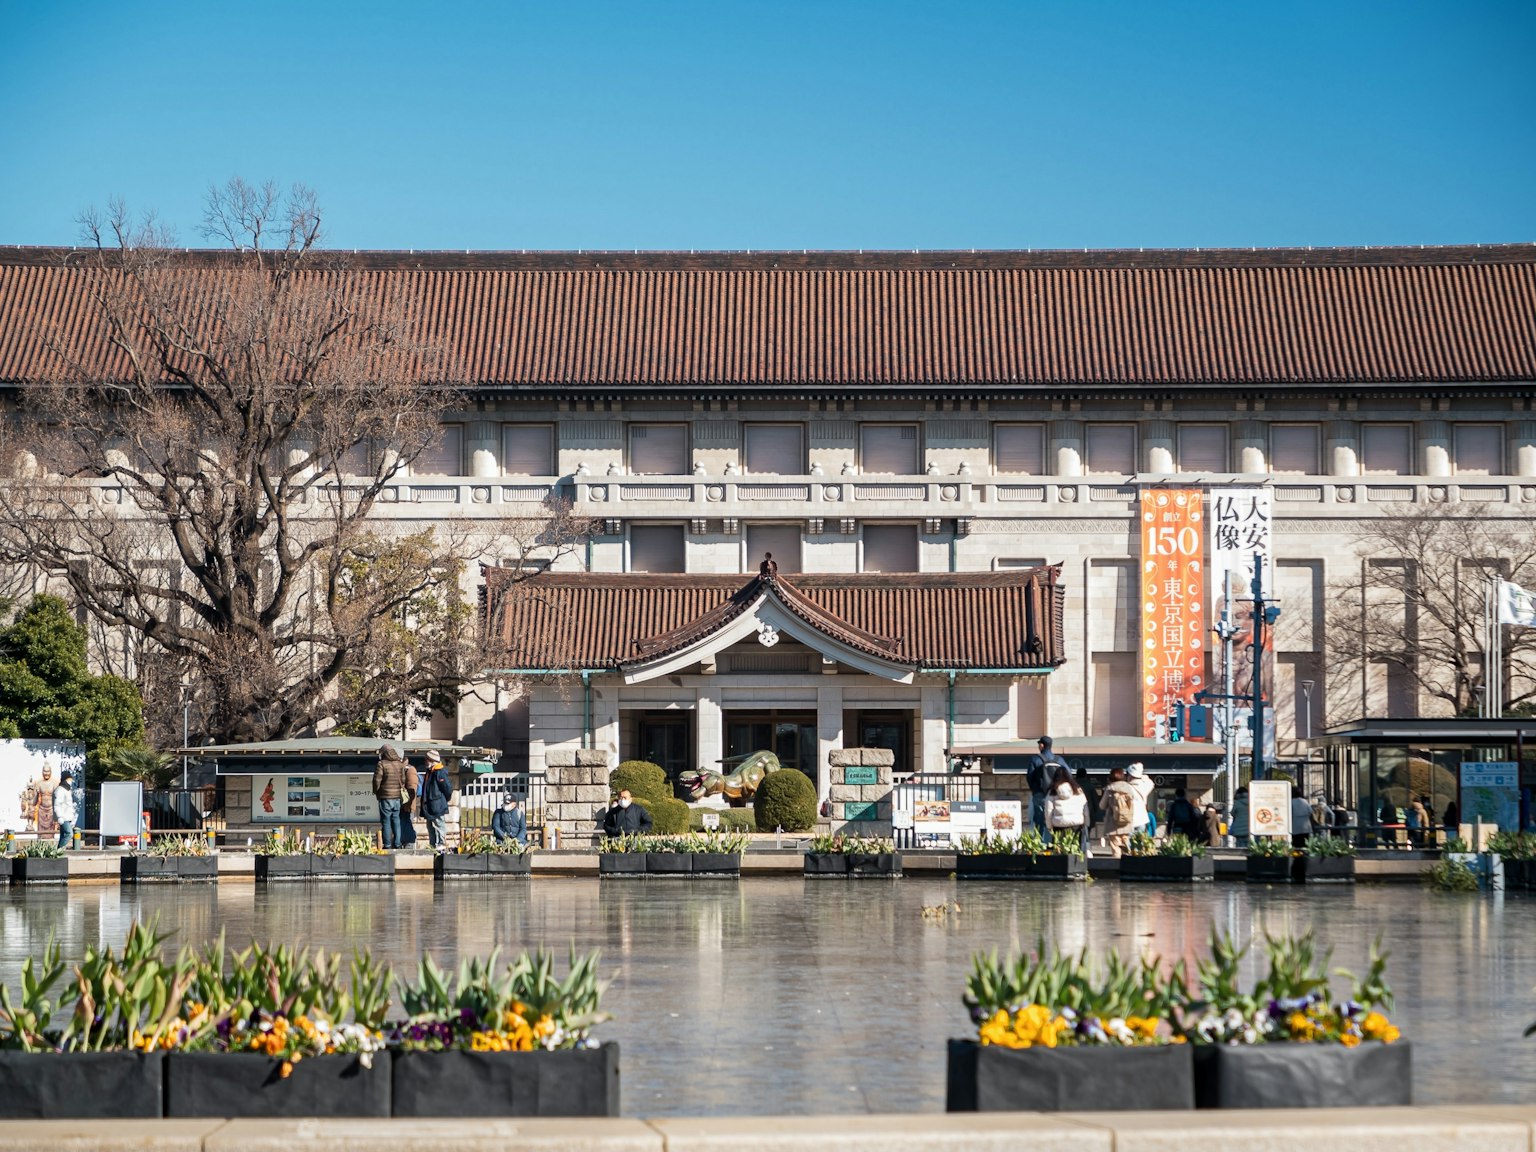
544;748;613;844
826;747;894;836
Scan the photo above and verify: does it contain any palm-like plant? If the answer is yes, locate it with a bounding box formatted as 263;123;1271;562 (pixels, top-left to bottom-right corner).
100;748;178;789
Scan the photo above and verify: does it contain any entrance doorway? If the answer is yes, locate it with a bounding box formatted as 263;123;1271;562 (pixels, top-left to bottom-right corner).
856;712;911;775
725;712;816;783
634;713;693;791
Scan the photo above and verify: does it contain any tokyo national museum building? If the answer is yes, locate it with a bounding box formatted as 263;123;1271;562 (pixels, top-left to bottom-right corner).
3;244;1534;835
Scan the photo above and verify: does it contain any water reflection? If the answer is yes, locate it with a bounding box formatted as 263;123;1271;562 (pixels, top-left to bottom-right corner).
2;878;1531;1114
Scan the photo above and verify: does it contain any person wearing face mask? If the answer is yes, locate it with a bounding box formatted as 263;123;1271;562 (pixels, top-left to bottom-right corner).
602;788;653;838
492;794;527;846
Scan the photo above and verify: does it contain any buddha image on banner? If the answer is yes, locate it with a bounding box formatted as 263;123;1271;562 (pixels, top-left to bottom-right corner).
1140;490;1205;742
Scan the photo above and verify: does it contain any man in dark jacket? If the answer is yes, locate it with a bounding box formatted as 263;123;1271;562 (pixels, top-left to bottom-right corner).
602;789;653;838
372;744;409;849
1026;736;1069;835
492;796;527;846
420;749;454;849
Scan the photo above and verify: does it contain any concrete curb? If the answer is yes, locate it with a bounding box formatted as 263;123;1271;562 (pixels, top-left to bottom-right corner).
0;1108;1530;1152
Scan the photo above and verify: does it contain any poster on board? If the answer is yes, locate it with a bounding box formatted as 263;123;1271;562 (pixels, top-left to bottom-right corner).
984;799;1024;839
251;773;376;822
1247;779;1292;838
949;801;988;842
912;798;952;843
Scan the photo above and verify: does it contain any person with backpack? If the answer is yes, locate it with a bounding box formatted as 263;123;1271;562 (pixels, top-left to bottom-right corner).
1044;765;1089;854
1027;736;1070;835
1167;788;1201;839
1126;762;1156;835
1098;765;1140;857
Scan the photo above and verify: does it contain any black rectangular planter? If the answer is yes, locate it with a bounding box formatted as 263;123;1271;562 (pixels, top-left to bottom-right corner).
0;1051;164;1118
1296;856;1356;883
310;854;393;880
645;851;692;874
254;854;311;881
956;853;1086;881
1497;858;1532;891
598;853;647;875
165;1052;391;1117
0;857;11;883
434;853;533;879
121;856;218;883
1245;855;1296;884
1119;855;1214;883
946;1039;1193;1111
11;857;69;884
846;852;901;876
1192;1042;1411;1108
391;1044;619;1117
804;853;847;875
690;853;741;875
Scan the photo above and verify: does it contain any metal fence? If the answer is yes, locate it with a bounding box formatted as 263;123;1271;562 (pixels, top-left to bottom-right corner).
892;772;982;850
457;773;548;837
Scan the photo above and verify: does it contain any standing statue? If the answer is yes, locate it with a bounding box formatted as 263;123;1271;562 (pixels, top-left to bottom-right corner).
18;759;57;836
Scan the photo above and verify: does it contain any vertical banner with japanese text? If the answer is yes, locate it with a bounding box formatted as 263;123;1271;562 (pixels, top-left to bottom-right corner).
1140;490;1205;741
1209;489;1275;762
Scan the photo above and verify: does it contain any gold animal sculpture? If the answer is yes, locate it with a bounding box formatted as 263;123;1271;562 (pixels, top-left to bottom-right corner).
679;750;778;806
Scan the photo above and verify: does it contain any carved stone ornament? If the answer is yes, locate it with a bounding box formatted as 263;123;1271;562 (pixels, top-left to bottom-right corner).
757;623;781;647
1058;486;1077;503
940;485;959;501
1428;486;1447;502
1335;486;1355;502
471;486;491;504
590;485;608;503
823;485;843;501
706;485;726;502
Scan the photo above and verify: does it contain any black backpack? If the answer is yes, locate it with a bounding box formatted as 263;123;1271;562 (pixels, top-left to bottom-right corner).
1170;798;1198;835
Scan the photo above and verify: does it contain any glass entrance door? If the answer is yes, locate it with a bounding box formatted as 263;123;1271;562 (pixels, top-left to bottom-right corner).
634;713;693;792
725;712;816;782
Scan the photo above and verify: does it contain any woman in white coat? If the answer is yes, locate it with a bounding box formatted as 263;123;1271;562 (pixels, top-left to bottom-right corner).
1125;762;1155;835
1044;765;1089;855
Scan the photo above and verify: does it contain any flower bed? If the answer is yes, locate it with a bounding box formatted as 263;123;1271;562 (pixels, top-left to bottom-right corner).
255;828;393;882
956;829;1085;881
1246;837;1297;883
0;921;615;1119
597;831;748;876
949;944;1192;1110
435;831;534;879
123;835;218;883
804;834;901;877
1119;833;1213;883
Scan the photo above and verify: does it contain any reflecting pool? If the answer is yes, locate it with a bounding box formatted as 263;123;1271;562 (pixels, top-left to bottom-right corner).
3;877;1532;1115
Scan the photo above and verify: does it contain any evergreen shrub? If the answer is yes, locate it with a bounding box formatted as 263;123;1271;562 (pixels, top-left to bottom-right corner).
688;808;757;832
753;769;817;832
609;760;669;803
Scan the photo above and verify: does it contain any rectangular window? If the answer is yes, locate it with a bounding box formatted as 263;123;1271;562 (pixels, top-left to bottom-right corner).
1361;424;1412;475
1270;424;1320;474
629;424;689;475
1084;425;1135;474
339;439;378;477
629;525;686;573
414;424;464;476
501;424;555;476
1091;652;1139;737
1454;424;1503;475
861;524;919;573
860;424;919;475
745;525;802;573
994;557;1048;570
1178;425;1228;472
743;424;805;475
994;424;1045;474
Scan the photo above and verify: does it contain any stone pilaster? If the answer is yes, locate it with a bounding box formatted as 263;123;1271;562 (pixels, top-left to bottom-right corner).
543;748;612;844
825;746;894;835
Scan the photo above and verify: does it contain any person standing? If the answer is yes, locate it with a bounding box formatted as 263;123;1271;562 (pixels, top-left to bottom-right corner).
1126;762;1155;835
1027;736;1069;836
420;749;454;850
602;789;653;837
53;770;77;849
1291;784;1316;848
1167;788;1201;840
372;744;408;849
1409;795;1430;848
1443;799;1460;843
1098;766;1140;857
1044;765;1088;854
1203;803;1223;847
492;795;527;846
399;756;421;848
1230;786;1250;848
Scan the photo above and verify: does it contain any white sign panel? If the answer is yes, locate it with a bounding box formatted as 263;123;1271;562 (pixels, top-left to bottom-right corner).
1460;761;1520;833
1247;779;1292;838
251;773;377;823
984;800;1024;838
100;780;145;839
949;801;988;840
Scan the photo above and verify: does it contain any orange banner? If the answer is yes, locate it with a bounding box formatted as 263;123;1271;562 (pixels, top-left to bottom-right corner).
1139;490;1205;740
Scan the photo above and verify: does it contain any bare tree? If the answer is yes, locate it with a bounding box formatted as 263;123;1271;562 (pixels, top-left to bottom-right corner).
0;179;589;743
1326;504;1536;719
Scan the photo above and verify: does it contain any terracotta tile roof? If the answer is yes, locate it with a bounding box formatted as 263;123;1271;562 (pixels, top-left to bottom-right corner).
485;568;1066;672
1;246;1532;389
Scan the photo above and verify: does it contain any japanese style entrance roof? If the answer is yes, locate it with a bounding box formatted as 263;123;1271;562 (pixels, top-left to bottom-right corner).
484;566;1065;684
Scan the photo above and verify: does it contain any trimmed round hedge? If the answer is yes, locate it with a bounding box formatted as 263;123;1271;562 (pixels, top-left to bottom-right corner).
610;760;669;803
753;769;818;832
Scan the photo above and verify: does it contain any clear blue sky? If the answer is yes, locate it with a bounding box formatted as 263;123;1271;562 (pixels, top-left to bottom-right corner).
1;1;1531;251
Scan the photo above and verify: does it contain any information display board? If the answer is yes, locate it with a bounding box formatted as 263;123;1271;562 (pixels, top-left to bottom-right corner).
99;780;145;840
251;773;375;822
1459;761;1520;833
1247;779;1292;838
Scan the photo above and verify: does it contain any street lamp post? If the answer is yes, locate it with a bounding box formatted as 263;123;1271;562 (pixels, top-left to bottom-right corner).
1250;553;1281;781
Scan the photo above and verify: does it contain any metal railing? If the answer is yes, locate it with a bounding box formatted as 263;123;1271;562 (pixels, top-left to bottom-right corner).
892;772;982;850
457;773;548;835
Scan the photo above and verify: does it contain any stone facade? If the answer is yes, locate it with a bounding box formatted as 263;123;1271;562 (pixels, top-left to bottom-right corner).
826;747;894;835
543;747;613;843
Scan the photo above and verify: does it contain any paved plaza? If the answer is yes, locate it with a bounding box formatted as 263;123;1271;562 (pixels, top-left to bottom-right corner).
3;878;1532;1115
